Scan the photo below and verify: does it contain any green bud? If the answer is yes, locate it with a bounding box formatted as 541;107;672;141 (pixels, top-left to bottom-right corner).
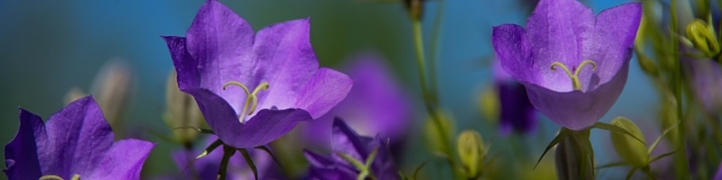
164;70;204;144
424;110;454;154
456;130;485;178
685;19;720;57
554;132;594;180
478;87;499;124
660;92;680;145
610;117;649;167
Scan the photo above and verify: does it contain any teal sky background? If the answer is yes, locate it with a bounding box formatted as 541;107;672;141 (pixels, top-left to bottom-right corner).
0;0;657;179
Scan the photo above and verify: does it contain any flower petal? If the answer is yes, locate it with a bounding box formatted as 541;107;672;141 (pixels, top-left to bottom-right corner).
162;36;200;90
252;18;321;112
185;0;257;114
3;109;44;180
525;0;594;91
185;88;312;148
492;24;536;85
85;139;155;180
294;68;353;119
329;118;368;165
523;61;630;130
40;96;114;177
584;2;641;84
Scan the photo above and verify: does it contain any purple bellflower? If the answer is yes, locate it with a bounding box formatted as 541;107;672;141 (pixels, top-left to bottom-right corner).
301;53;412;148
162;0;353;149
3;96;154;180
492;0;641;130
493;58;539;135
304;118;398;180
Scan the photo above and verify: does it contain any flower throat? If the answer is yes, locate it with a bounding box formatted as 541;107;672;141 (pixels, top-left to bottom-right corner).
550;60;597;91
223;81;270;123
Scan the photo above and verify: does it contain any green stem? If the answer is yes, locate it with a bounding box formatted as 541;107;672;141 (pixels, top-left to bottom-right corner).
669;0;691;178
412;19;458;179
429;1;445;106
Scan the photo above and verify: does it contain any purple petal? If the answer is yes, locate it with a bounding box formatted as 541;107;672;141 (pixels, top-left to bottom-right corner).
523;60;630;130
3;109;44;180
584;3;641;84
252;18;321;112
40;96;115;177
162;36;199;90
329;118;368;165
85;139;155;179
492;24;536;85
294;68;353;119
185;0;257;115
525;0;594;92
185;88;312;148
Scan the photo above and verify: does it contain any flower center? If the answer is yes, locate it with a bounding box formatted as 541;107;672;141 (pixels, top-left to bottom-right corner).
222;81;270;123
550;60;597;91
39;174;80;180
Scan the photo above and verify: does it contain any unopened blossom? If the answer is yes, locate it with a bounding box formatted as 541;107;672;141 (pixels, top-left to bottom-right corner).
492;58;538;135
3;96;154;180
304;118;398;180
162;0;352;148
492;0;642;130
301;53;411;148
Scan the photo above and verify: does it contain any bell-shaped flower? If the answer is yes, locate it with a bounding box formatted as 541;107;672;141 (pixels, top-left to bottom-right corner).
162;0;352;148
3;96;154;180
492;0;642;130
492;58;538;135
303;118;398;180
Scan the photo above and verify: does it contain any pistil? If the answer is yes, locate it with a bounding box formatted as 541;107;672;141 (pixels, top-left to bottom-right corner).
550;60;597;91
222;81;270;122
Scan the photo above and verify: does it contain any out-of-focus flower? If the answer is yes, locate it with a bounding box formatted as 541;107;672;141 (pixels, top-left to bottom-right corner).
491;0;641;130
170;136;272;180
3;96;154;180
164;69;204;145
423;110;454;154
64;59;134;137
304;118;397;180
162;0;352;148
683;57;722;115
492;59;538;135
301;53;411;148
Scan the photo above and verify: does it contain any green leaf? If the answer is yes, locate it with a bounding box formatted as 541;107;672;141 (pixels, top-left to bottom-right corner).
238;148;259;180
592;121;645;144
649;150;678;163
172;126;215;134
648;119;680;154
596;161;629;169
181;139;223;174
254;145;283;169
534;129;570;170
412;160;430;180
625;167;639;180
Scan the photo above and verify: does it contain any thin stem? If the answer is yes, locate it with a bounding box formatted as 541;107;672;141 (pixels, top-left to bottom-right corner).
217;146;235;180
412;19;458;178
669;0;691;178
429;1;445;106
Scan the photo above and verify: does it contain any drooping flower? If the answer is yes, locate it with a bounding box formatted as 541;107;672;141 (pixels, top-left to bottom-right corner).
491;0;642;130
301;53;411;148
170;135;272;180
3;96;154;180
162;0;352;148
304;118;398;180
492;58;538;135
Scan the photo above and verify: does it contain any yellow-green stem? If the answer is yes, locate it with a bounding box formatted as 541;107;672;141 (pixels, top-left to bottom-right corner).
670;0;691;178
412;19;458;179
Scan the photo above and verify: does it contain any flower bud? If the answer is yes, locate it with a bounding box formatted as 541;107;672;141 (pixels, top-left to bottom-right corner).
478;87;499;124
423;110;454;154
660;92;680;145
164;70;204;144
554;132;594;180
610;117;649;167
686;19;720;57
456;130;485;178
404;0;423;21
